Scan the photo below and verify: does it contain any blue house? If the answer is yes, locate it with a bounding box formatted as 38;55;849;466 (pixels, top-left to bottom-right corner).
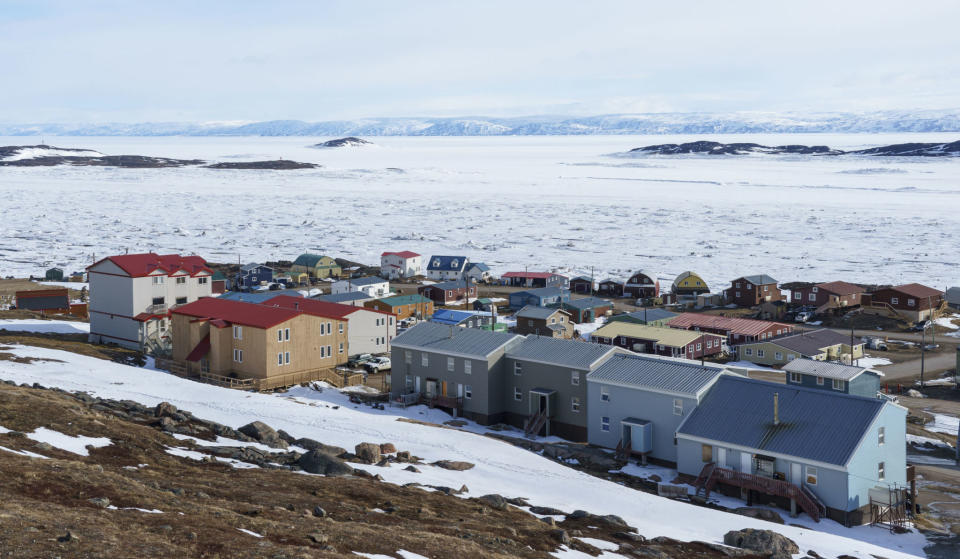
509;287;570;309
782;359;883;398
586;354;731;464
426;255;469;281
430;309;490;329
235;263;274;290
676;376;906;525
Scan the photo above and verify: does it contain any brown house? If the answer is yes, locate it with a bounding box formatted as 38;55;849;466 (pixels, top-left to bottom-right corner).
170;298;348;386
623;270;660;299
792;281;865;312
418;280;477;306
591;321;725;360
597;279;624;297
365;294;434;321
14;288;70;315
724;275;786;307
514;306;574;338
569;276;594;294
863;283;944;322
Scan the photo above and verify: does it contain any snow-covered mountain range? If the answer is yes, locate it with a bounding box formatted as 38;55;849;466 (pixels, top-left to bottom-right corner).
3;110;960;136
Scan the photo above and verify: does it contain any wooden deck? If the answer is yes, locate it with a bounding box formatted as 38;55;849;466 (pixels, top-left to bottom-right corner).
695;462;826;522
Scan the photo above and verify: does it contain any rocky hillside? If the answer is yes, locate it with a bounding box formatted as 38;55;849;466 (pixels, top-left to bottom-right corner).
310;137;374;148
627;140;960;157
0;145;317;169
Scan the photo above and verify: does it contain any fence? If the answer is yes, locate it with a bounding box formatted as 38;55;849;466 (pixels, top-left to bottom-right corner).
152;359;363;392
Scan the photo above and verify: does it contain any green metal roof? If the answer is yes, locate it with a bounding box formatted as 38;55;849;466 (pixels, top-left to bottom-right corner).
377;294;432;306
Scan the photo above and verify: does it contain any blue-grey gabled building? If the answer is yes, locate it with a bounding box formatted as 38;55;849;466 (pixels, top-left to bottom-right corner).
235;263;274;290
217;289;303;304
509;287;570;309
676;376;906;525
782;358;883;398
426;255;469;281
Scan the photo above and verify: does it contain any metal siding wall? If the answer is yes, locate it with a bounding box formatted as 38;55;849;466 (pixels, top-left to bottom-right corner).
844;404;907;515
505;358;588;432
848;375;881;398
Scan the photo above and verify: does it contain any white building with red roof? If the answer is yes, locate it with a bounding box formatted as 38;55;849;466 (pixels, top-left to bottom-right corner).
380;251;422;280
87;252;213;351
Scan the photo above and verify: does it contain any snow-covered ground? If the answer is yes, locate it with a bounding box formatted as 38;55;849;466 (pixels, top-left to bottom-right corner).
0;319;89;334
0;344;927;558
925;413;960;437
1;133;959;288
38;281;88;290
858;356;893;368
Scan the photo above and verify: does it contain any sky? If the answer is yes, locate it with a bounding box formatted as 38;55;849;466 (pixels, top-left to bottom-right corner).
1;0;959;123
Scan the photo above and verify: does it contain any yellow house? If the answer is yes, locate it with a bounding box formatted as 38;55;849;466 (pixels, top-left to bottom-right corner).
290;254;341;279
672;271;709;295
736;329;864;367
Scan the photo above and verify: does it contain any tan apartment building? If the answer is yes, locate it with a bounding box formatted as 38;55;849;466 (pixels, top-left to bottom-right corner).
171;297;348;383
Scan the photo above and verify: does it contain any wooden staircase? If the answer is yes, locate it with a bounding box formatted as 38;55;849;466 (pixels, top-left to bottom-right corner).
523;411;548;438
614;440;632;461
693;462;825;522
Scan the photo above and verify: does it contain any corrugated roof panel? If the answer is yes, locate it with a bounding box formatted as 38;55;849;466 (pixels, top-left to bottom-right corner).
587;353;726;396
782;358;881;380
506;337;615;369
392;321;522;357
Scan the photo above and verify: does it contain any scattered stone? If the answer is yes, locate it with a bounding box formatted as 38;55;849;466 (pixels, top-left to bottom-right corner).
403;465;420;473
906;389;926;399
57;531;79;543
313;506;327;518
308;530;328;544
34;442;53;452
597;514;630;529
567;509;589;519
541;517;556;526
549;529;571;545
354;442;381;464
238;421;288;449
379;443;397;454
297;450;354;477
395;451;412;462
154;402;178;418
478;494;508;511
432;460;474;471
648;474;662;482
88;497;110;508
723;529;799;556
295;438;346;457
613;532;646;543
529;505;567;516
375;458;391;467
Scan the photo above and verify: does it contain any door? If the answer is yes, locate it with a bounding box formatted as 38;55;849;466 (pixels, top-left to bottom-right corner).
621;424;631;446
441;381;448;397
717;447;727;468
457;383;464;398
415;376;421;393
791;463;802;485
425;379;437;397
740;452;751;473
538;394;547;414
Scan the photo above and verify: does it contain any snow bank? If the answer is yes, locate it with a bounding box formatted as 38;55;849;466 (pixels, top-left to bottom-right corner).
925;413;959;436
0;319;89;335
26;426;110;456
0;344;926;559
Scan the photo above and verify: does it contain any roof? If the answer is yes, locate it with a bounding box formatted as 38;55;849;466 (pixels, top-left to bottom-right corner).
600;279;624;285
627;270;656;281
814;281;863;296
185;335;211;362
592;322;723;348
240;263;272;273
336;276;387;287
881;283;944;299
570;276;594;283
430;309;475;325
587;353;727;397
757;329;854;355
783;358;883;380
314;291;373;303
947;287;960;304
515;305;565;320
426;255;467;271
381;251;420;259
502;271;565;279
617;308;678;323
15;288;68;299
562;297;614;310
507;336;616;369
217;290;304;304
466;262;490;272
90;253;211;278
677;376;888;467
375;294;433;307
425;279;470;290
673;271;705;287
264;294;377;319
667;314;790;337
292;254;337;268
513;287;565;298
739;274;778;286
392;321;522;358
211;271;228;281
172;297;301;329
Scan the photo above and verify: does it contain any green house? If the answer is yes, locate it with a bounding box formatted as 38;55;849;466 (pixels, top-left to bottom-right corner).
44;267;64;281
290;254;341;279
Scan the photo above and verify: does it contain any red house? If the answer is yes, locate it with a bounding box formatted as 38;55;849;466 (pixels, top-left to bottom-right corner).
623;270;659;299
724;275;786;307
792;281;865;312
418;280;478;306
863;283;944;322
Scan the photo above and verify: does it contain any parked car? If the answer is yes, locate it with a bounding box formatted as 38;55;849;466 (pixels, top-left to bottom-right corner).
795;311;814;323
364;356;391;372
863;337;888;351
348;353;373;368
910;320;930;332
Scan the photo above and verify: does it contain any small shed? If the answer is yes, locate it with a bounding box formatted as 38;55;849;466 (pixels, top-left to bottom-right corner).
569;276;595;294
15;289;70;315
45;267;64;281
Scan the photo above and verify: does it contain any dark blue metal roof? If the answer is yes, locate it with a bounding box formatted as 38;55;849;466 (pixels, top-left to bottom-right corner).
430;309;474;325
619;308;678;322
217;290;302;304
426;255;467;271
314;291;372;303
677;376;886;466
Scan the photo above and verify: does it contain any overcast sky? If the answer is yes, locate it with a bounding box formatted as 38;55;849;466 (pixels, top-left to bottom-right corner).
2;1;959;123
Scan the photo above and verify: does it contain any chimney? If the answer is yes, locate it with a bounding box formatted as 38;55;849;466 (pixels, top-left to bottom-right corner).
773;392;780;426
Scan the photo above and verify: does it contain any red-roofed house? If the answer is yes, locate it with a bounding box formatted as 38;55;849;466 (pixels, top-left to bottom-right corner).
501;272;568;289
863;283;945;322
792;281;866;313
170;297;348;383
667;313;793;344
380;251;422;280
266;295;396;356
87;252;213;351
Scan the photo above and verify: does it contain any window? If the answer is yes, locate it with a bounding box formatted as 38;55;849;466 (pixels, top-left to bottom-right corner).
757;349;765;358
339;323;344;334
878;426;885;446
514;387;522;401
808;293;816;302
735;282;741;288
735;291;741;298
339;343;344;354
514;362;522;375
284;328;290;341
278;329;283;342
776;329;782;336
878;462;885;480
320;323;326;336
832;379;844;391
405;350;412;364
775;352;783;361
405;375;412;388
702;444;713;463
327;345;332;357
464;385;472;399
152;276;164;285
464;360;472;375
907;298;915;307
891;297;899;305
764;286;769;292
285;352;290;365
696;343;702;351
176;297;187;305
688;344;694;354
152;296;165;306
527;320;534;327
233;326;243;340
233;349;243;363
571;371;580;386
745;348;753;356
806;466;818;485
198;276;208;285
176;277;186;285
447;357;455;372
601;387;610;402
601;416;610;432
389;317;394;326
321;346;326;358
788;354;796;361
788;372;800;383
326;322;332;334
816;376;824;385
571;397;581;413
421;353;429;367
673;398;683;416
278;353;283;366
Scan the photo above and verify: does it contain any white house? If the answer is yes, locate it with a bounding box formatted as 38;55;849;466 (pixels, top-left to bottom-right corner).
380;251;422;279
330;276;390;298
464;262;492;283
426;255;468;281
87;253;212;352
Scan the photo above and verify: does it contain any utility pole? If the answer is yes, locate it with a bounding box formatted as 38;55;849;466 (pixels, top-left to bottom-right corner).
699;328;705;367
920;325;926;389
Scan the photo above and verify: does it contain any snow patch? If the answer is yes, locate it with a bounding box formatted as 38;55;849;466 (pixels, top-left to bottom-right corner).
26;426;110;456
0;319;89;335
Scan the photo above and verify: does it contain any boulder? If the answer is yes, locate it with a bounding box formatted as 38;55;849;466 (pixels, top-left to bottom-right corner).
379;443;397;454
596;514;630;528
296;438;346;456
567;509;590;519
529;506;567;516
723;529;799;556
403;465;420;473
733;507;784;524
906;389;926;399
613;532;646;543
549;529;571;545
432;460;474;471
276;429;298;444
313;506;327;518
354;442;382;464
154;401;178;418
238;421;288;449
478;494;509;511
88;497;110;508
298;450;354;477
308;531;328;544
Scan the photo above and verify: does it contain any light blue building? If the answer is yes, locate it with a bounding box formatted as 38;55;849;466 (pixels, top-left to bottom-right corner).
586;354;731;464
676;376;906;525
509;287;570;309
782;358;883;398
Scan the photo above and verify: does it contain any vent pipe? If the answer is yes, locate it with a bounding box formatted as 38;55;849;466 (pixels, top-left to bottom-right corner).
773;392;780;426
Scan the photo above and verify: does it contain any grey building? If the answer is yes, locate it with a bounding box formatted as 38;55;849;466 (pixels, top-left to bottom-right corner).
782;358;883;398
514;306;574;338
390;322;523;424
587;354;731;464
503;337;621;440
314;291;375;307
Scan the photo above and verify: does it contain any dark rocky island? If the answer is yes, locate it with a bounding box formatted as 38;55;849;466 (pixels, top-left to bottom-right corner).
204;160;319;170
311;136;373;148
0;145;317;169
628;139;960;156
